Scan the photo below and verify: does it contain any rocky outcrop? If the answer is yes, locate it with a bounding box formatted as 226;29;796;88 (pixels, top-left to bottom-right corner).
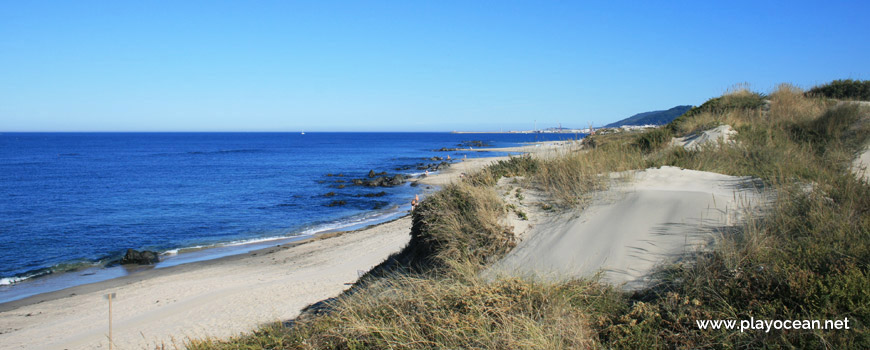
458;140;490;147
120;249;159;265
360;174;405;187
368;170;388;178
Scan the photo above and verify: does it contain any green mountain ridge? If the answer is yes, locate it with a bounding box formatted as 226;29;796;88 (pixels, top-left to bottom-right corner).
605;105;693;127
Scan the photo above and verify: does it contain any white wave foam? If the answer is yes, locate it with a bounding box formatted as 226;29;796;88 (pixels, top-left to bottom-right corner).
1;276;27;286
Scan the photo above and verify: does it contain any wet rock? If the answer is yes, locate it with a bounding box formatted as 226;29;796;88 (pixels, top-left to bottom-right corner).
326;200;347;207
361;191;387;197
387;174;405;186
120;249;159;265
435;147;459;152
324;192;337;197
458;140;489;147
364;177;385;187
368;170;387;178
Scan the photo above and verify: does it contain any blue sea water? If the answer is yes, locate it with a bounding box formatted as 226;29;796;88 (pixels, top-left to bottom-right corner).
0;132;580;302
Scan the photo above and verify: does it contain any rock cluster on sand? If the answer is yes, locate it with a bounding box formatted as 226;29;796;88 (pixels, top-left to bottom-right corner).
120;249;160;265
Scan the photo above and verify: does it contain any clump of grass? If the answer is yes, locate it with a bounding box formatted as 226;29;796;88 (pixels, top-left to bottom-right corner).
532;141;644;206
668;89;765;135
634;127;672;153
189;267;607;350
399;182;514;270
466;155;538;187
768;83;826;125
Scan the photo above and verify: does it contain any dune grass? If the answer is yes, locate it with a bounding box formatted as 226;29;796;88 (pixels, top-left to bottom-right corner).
188;82;869;349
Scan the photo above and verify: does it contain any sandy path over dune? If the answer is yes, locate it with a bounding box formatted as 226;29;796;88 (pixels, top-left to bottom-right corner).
490;166;767;290
853;145;870;182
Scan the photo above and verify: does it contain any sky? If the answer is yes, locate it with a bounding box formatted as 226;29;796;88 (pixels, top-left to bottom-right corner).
1;1;868;132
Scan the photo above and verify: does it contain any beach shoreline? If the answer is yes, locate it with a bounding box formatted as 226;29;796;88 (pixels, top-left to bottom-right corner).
0;141;572;350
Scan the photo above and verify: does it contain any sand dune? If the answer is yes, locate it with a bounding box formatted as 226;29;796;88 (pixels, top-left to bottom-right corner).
490;166;767;290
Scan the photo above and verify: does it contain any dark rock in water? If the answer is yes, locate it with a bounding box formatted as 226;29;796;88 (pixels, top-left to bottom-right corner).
458;140;490;147
332;184;346;189
326;200;347;207
410;181;420;187
120;249;159;265
387;174;405;186
364;177;385;187
368;170;387;178
352;179;364;185
359;174;405;187
325;173;345;177
435;147;459;152
324;192;337;197
428;156;443;161
362;191;388;197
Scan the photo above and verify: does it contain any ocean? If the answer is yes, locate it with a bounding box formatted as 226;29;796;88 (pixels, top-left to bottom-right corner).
0;132;580;302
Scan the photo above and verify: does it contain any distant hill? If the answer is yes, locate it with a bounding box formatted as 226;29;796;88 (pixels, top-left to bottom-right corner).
605;105;693;127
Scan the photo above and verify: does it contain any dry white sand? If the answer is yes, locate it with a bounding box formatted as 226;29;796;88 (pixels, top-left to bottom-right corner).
490;166;767;290
0;148;506;350
854;145;870;183
670;125;737;150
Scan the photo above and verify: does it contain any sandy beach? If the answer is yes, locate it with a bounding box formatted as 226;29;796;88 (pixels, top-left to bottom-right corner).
0;142;563;350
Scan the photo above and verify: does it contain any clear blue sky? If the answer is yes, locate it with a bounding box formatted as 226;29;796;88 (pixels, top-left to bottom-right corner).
1;1;867;132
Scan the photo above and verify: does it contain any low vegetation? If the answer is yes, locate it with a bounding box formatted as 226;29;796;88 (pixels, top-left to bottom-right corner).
189;82;869;349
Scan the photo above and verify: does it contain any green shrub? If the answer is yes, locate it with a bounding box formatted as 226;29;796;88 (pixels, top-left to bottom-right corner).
634;127;672;153
807;79;870;101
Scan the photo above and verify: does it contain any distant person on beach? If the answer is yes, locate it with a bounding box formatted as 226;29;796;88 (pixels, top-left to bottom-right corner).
411;194;420;209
